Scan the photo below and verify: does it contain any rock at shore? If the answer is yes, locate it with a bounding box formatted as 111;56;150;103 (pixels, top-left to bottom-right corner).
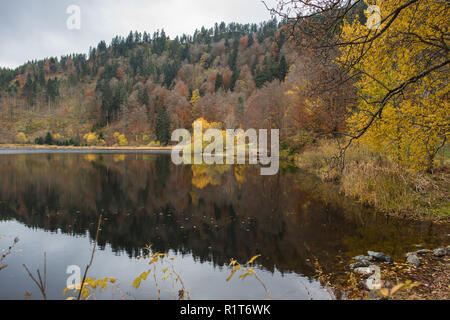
406;254;421;267
353;255;373;262
354;266;377;276
433;248;447;257
368;251;393;263
350;260;371;269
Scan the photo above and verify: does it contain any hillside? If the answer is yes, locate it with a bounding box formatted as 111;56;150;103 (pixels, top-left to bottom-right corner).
0;19;307;147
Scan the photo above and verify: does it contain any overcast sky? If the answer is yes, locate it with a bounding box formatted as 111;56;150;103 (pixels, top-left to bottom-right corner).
0;0;276;69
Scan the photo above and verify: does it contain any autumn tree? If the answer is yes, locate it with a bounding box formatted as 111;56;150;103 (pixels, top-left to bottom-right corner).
270;0;449;171
338;0;449;171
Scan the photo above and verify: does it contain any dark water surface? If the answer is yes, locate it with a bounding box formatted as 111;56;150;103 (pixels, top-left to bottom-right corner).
0;151;448;300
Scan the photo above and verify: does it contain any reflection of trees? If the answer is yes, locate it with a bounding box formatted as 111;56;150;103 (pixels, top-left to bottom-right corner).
191;164;232;189
0;154;444;277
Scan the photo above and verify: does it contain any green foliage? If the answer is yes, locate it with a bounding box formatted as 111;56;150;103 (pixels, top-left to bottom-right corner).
214;74;223;92
44;132;53;145
254;55;284;88
230;68;240;92
138;87;150;106
155;106;171;146
46;77;59;103
23;74;37;106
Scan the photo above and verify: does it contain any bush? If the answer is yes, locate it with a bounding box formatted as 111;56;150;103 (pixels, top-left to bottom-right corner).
35;137;44;145
114;132;128;146
15;132;28;144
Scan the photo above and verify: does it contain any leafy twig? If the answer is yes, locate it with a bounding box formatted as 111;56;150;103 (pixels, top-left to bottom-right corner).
77;214;102;300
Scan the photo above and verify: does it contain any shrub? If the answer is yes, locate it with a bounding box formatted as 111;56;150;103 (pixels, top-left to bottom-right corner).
114;132;128;146
16;132;28;144
35;137;44;145
83;132;99;146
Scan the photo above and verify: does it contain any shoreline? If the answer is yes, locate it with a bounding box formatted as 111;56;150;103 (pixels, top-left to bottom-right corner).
0;144;175;152
324;247;450;300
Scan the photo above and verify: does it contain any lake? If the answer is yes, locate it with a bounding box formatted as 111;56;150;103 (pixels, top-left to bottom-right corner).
0;151;447;300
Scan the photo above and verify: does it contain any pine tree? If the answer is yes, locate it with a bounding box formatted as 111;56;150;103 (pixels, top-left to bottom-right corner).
228;49;238;70
214;74;223;92
278;56;288;81
230;68;240;92
248;34;254;47
155;106;170;145
44;132;53;145
138;87;150;106
23;74;36;107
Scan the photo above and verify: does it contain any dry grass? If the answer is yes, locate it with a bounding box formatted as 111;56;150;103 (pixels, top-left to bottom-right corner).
296;140;450;219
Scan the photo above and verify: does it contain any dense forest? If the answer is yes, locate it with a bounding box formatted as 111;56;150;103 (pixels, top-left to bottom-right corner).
0;18;303;147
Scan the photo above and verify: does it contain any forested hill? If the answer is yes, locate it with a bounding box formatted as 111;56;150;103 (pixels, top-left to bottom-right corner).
0;19;302;147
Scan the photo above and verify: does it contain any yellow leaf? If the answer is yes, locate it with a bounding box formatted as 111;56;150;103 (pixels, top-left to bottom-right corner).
81;288;89;299
246;268;256;274
246;255;261;265
226;269;238;282
390;284;405;296
239;272;254;280
132;277;142;289
378;288;389;298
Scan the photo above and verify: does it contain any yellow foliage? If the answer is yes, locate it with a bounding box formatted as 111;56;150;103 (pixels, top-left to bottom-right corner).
234;165;247;184
225;255;269;297
191;164;231;189
190;89;200;108
16;132;27;144
339;0;449;171
84;154;98;162
83;132;99;146
147;140;161;147
63;277;116;300
132;247;189;300
142;134;150;144
113;154;126;162
114;132;128;146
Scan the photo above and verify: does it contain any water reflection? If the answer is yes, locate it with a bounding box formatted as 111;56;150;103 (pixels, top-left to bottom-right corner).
0;153;447;299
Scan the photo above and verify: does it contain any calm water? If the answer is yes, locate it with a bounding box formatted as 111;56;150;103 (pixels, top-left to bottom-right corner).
0;151;448;300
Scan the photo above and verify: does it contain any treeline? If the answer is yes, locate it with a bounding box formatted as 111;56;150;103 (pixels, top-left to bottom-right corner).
0;16;347;151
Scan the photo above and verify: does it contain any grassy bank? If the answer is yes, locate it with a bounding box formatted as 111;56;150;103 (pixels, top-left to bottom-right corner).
295;140;450;220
